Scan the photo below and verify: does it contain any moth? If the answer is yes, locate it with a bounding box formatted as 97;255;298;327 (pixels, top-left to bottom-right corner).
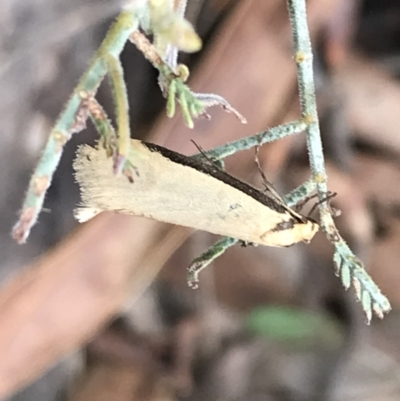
73;140;319;247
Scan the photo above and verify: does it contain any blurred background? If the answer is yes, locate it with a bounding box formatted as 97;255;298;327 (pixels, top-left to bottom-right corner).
1;0;400;400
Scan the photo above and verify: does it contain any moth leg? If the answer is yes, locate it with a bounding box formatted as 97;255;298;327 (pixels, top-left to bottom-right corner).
283;179;338;215
190;140;225;170
254;145;283;202
282;177;316;208
187;237;238;288
306;191;338;217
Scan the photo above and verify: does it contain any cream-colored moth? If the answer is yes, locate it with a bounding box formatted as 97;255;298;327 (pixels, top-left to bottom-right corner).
73;140;318;247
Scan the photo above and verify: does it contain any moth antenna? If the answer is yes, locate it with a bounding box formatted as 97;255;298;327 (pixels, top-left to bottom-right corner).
190;139;205;155
294;192;319;212
191;139;225;170
254;146;283;202
307;192;338;217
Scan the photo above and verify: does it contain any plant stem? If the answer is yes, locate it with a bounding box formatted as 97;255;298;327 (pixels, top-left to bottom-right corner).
200;120;307;161
286;0;390;321
12;11;139;244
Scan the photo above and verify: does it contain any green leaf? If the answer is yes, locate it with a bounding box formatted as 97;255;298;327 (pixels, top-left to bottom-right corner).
246;306;343;351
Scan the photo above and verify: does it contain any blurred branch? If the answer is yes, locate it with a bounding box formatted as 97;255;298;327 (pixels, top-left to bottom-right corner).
340;54;400;155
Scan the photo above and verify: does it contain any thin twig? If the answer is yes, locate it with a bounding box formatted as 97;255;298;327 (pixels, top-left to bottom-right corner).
198;120;307;161
12;10;140;244
286;0;390;321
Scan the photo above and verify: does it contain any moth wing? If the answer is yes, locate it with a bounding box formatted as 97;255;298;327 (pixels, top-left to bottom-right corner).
73;143;308;246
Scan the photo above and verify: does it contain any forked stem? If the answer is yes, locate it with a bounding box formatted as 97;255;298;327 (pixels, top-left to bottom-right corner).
287;0;390;321
12;10;140;244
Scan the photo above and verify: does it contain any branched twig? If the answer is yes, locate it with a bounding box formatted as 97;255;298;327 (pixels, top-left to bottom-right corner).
286;0;390;321
130;30;246;127
12;9;141;244
188;237;238;289
187;0;390;322
12;1;245;243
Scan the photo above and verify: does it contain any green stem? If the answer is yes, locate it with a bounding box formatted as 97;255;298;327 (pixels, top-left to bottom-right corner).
286;0;390;321
200;120;307;161
12;11;139;244
103;53;131;174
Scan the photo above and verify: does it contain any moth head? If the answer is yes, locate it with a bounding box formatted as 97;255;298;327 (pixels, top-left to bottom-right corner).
297;218;319;244
260;217;319;247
